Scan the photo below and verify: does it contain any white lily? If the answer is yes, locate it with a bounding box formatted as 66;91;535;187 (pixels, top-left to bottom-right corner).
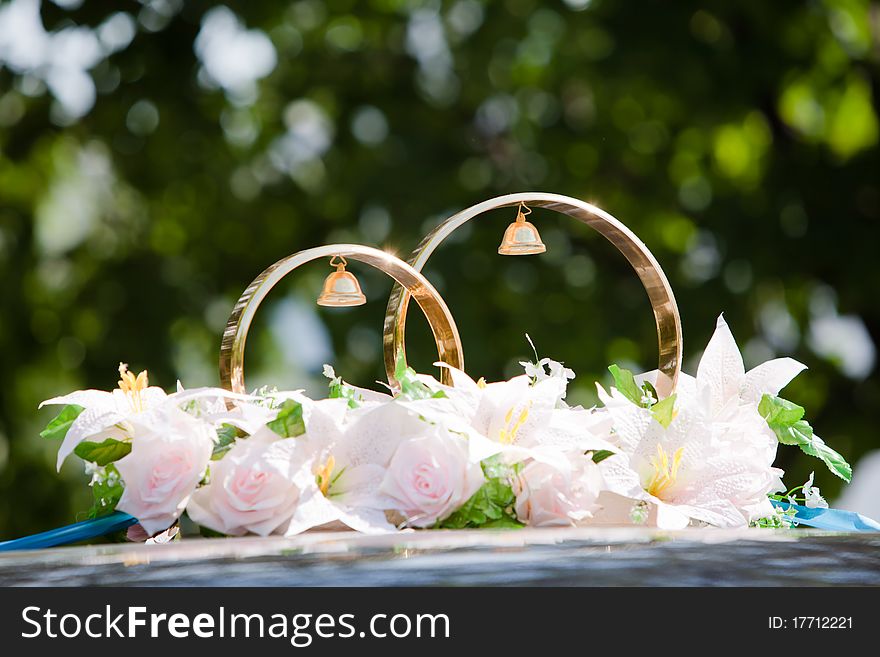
596;386;783;528
41;363;262;470
698;314;807;413
637;315;806;425
595;315;800;528
41;363;169;471
424;363;615;463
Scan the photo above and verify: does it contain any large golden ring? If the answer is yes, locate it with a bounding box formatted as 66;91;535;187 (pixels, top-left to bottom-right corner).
383;193;683;398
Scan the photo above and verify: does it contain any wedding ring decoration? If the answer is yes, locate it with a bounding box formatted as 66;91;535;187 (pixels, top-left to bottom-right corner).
219;244;463;394
220;194;683;398
383;192;683;398
20;191;858;549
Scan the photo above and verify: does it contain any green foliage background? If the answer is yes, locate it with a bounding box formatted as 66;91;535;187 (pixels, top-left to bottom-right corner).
0;0;878;537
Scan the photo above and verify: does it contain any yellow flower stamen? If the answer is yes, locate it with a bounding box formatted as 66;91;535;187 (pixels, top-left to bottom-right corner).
644;444;685;499
316;455;336;496
498;403;531;445
476;377;487;389
118;362;149;413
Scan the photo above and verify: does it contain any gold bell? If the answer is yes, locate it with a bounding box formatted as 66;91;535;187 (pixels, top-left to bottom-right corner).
317;255;367;307
498;202;546;255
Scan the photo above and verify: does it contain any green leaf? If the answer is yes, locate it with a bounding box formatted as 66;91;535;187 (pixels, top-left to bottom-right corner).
750;501;797;529
758;394;805;426
87;464;124;518
40;404;84;441
197;525;228;538
590;449;615;464
760;394;852;482
328;379;360;408
481;517;525;529
650;394;677;428
481;454;515;480
793;432;852;482
267;400;306;438
608;364;642;405
212;423;240;460
74;438;132;466
325;365;363;409
394;349;446;401
437;456;523;529
773;418;814;447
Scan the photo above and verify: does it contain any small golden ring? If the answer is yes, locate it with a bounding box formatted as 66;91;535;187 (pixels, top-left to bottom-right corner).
220;244;464;394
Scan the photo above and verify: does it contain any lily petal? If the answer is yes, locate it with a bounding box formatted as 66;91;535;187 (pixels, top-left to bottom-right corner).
655;501;694;529
465;430;504;463
433;362;482;392
741;357;807;403
676;499;747;528
39;389;115;410
696;314;746;411
56;407;127;470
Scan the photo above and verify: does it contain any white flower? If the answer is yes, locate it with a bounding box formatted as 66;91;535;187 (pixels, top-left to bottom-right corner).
41;363;256;470
596;386;785;528
41;363;168;471
521;360;544;380
186;428;306;536
429;364;614;461
802;472;829;509
513;450;605;527
595;315;799;529
547;360;576;382
699;314;806;412
114;407;215;536
172;383;272;435
379;428;485;527
284;399;429;535
638;314;806;422
520;357;575;383
519;335;575;387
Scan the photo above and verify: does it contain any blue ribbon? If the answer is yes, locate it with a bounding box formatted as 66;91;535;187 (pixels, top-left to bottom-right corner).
771;500;880;532
0;511;138;552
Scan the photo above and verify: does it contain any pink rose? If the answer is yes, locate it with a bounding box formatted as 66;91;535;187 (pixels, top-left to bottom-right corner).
513;452;604;526
186;429;304;536
115;408;214;536
379;430;484;527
